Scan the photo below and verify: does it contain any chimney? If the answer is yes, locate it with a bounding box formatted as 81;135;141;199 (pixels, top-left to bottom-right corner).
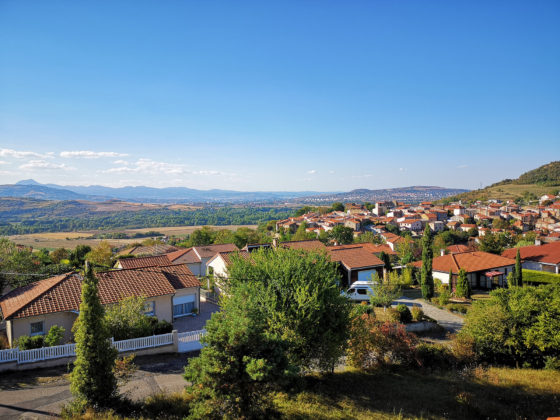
440;249;445;257
272;238;278;248
535;238;542;246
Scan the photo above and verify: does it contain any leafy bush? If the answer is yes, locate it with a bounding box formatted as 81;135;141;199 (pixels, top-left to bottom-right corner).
438;289;451;305
523;269;560;285
446;303;468;314
459;285;560;367
18;335;44;350
415;343;452;369
544;356;560;371
348;315;418;370
105;296;155;341
44;325;65;347
411;305;424;322
395;304;412;323
152;319;173;335
449;334;476;366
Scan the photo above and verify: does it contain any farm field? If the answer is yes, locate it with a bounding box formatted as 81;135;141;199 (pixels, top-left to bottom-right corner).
8;225;257;250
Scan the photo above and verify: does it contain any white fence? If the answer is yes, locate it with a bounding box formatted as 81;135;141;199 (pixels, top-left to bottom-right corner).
0;329;205;366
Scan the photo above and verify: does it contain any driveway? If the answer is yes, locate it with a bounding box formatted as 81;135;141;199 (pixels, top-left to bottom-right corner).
0;353;194;419
173;299;219;332
393;296;464;335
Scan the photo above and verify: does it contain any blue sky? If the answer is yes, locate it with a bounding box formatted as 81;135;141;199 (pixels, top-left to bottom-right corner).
0;1;559;191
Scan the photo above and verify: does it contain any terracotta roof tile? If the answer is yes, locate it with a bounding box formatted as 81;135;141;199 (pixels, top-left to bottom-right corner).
192;243;239;259
0;265;200;320
327;245;384;269
412;251;514;274
502;242;560;265
118;255;172;269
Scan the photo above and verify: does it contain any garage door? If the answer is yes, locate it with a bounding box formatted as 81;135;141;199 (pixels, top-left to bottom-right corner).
357;270;377;282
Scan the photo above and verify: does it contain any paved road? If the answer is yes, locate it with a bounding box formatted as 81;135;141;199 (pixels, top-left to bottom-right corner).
0;353;193;419
393;296;465;335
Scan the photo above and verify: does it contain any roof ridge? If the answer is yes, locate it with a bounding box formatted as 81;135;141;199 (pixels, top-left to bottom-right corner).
450;253;460;273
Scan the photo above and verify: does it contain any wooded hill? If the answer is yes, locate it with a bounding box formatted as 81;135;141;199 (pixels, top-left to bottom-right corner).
443;161;560;203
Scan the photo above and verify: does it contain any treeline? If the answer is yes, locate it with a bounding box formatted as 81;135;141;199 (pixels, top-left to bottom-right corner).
0;207;295;235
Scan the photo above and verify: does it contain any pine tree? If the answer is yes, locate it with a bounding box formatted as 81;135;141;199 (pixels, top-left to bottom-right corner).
420;225;434;299
455;268;470;299
70;262;117;409
515;248;523;287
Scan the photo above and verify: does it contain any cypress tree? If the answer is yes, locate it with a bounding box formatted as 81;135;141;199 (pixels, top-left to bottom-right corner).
455;268;470;299
379;251;392;273
448;269;454;293
420;225;434;299
70;262;117;409
515;248;523;287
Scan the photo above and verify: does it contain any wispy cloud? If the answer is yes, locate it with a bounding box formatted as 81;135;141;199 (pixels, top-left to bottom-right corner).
0;160;9;165
60;150;128;159
0;148;50;159
19;160;75;171
307;169;317;174
399;167;406;172
457;164;468;169
102;158;231;177
351;173;373;179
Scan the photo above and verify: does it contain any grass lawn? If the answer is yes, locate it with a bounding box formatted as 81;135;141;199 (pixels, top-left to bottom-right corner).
273;366;560;419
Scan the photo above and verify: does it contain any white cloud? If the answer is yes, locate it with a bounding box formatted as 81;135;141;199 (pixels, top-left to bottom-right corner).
329;170;335;174
352;173;373;179
102;158;232;178
0;160;9;165
457;164;468;169
0;148;50;159
19;160;75;171
307;169;317;174
60;150;128;159
399;167;406;172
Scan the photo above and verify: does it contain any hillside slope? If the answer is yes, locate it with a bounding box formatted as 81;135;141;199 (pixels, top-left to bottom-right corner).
444;161;560;203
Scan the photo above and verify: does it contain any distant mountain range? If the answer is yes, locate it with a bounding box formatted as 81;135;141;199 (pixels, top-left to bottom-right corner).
0;180;469;204
0;180;327;203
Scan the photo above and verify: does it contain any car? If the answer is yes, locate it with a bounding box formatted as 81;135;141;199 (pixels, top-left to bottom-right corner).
342;280;376;302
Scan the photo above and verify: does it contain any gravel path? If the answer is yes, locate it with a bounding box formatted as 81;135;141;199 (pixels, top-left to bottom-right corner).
393;296;465;335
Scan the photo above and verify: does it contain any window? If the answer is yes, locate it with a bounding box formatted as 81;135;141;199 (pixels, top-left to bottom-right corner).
173;302;194;317
30;321;44;336
144;301;155;316
357;289;367;295
348;288;355;294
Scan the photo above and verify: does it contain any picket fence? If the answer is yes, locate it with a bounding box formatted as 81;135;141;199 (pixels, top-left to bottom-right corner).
0;329;206;366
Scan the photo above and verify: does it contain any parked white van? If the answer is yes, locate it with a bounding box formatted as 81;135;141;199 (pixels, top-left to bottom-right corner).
343;281;376;302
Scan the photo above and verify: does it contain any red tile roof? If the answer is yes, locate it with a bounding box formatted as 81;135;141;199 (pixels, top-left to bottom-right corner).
192;243;239;259
502;242;560;265
412;251;514;274
281;240;326;251
327;245;384;270
117;255;172;269
0;265;199;320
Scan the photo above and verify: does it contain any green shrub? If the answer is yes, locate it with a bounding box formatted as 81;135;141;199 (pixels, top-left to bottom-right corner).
446;303;468;314
396;304;412;323
544;356;560;371
153;319;173;335
44;325;65;347
415;343;452;369
438;289;451;305
18;335;44;350
460;285;560;367
411;305;424;322
523;269;560;285
386;308;401;322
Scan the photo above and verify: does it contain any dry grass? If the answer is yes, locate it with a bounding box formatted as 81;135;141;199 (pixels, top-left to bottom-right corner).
273;366;560;420
8;225;257;250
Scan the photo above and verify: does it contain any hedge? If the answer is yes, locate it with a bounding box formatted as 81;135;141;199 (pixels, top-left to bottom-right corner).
523;269;560;285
